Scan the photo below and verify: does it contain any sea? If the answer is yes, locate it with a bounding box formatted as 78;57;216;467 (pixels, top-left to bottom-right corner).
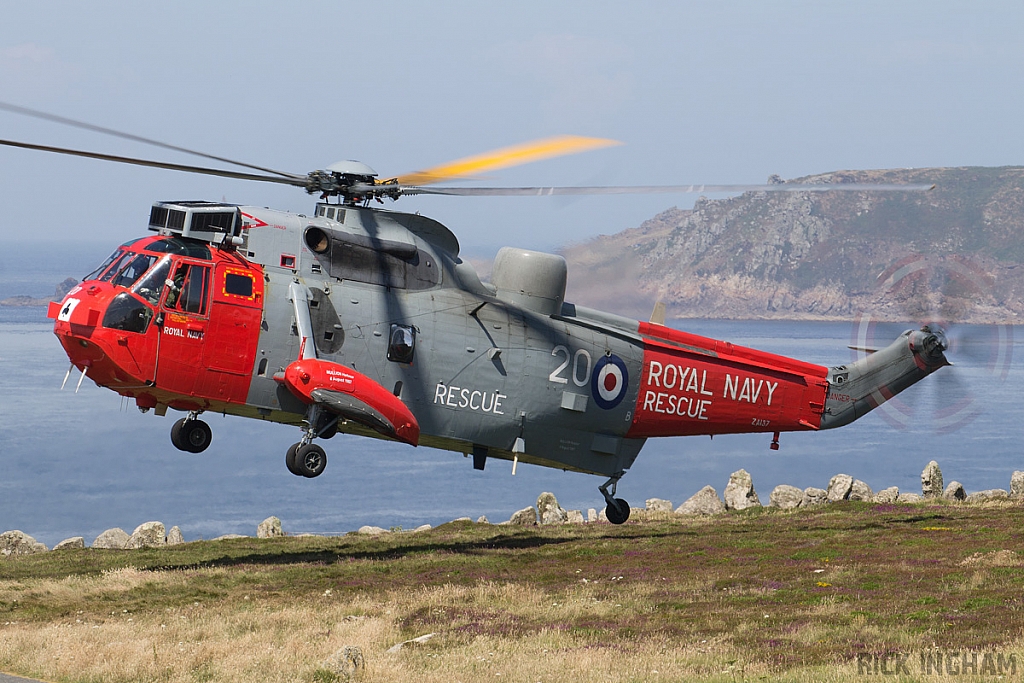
1;244;1021;547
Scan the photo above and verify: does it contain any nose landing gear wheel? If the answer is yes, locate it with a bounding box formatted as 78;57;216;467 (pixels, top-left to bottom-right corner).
605;498;630;525
293;443;326;478
170;418;212;453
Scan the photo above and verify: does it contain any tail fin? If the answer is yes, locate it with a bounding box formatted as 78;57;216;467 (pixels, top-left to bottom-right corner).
820;325;949;430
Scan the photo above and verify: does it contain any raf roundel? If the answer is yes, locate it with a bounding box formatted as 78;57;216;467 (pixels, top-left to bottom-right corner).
591;354;629;410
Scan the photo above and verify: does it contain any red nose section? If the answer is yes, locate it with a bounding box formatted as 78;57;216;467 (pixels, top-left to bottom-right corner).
278;359;420;446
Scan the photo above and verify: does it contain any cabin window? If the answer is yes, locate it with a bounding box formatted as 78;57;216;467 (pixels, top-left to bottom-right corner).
224;272;254;298
387;324;416;364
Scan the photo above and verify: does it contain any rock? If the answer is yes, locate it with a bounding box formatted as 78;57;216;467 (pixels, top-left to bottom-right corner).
53;537;85;550
509;506;538;525
451;517;472;523
645;498;673;512
356;526;389;535
322;645;365;680
872;487;899;504
942;482;966;501
92;528;130;549
768;485;803;509
826;474;854;502
476;516;489;524
921;460;943;498
537;492;568;525
597;507;608;522
723;469;761;510
0;530;48;556
965;489;1010;504
212;534;247;540
587;508;598;523
166;526;185;545
1011;471;1024;499
897;493;922;503
386;632;436;654
675;485;726;516
848;479;874;502
412;524;432;532
257;516;283;538
566;509;584;524
801;487;828;507
126;522;166;549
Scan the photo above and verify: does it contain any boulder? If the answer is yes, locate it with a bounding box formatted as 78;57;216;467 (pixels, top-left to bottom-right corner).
476;516;489;524
1011;471;1024;499
386;632;436;654
565;509;585;524
897;493;922;503
942;482;966;501
587;508;598;523
872;487;899;504
166;526;185;545
412;524;432;532
92;528;130;549
768;485;803;510
723;469;761;510
537;492;568;524
645;498;673;513
826;474;854;502
965;489;1010;504
921;461;943;498
508;507;537;525
53;537;85;550
801;487;828;507
356;526;389;535
257;516;283;538
126;522;166;549
848;480;874;502
212;534;247;540
676;485;726;516
322;645;365;680
0;530;48;556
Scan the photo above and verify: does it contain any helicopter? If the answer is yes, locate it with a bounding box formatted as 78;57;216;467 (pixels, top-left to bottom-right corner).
1;103;947;524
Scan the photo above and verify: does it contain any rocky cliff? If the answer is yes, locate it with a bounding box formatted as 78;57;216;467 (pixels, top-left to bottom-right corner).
561;167;1024;323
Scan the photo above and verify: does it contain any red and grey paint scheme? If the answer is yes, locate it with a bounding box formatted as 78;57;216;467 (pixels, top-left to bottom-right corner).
48;199;949;523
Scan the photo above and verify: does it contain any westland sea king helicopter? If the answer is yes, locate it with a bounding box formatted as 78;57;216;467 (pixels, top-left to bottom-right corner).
1;103;946;523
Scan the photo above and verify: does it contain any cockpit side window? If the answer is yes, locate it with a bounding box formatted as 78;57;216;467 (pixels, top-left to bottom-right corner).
132;256;171;305
111;253;157;289
165;262;210;315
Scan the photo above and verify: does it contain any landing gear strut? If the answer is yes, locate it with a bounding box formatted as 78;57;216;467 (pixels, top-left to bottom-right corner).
599;471;630;525
285;405;329;478
170;412;212;453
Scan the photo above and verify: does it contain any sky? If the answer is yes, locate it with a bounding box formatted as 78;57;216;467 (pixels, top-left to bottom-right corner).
1;2;1024;260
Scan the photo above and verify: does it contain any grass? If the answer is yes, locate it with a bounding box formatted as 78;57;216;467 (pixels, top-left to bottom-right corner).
2;501;1024;681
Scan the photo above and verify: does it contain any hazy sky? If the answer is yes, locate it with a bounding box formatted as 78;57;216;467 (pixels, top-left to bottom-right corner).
2;2;1023;258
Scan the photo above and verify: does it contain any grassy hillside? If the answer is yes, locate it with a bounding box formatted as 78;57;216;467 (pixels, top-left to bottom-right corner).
3;502;1024;682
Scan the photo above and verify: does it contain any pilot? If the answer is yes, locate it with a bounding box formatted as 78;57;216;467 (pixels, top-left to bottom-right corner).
165;265;187;308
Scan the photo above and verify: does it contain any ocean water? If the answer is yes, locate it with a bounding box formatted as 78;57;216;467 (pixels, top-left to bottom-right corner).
0;302;1021;548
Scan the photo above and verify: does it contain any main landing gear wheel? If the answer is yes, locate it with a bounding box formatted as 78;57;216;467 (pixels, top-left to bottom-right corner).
289;443;326;478
605;499;630;525
285;443;302;476
170;418;212;453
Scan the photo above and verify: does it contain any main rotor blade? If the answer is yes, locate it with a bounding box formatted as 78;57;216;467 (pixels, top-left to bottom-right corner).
0;138;307;187
0;100;304;180
395;182;937;196
391;135;621;186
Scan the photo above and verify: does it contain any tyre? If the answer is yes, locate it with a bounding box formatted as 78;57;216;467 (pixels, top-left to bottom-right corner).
285;443;302;476
296;443;327;478
605;498;630;525
181;419;212;453
170;418;189;451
